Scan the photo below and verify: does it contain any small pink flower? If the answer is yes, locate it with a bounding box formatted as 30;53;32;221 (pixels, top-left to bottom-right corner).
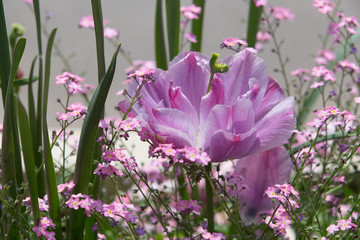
185;32;197;43
33;226;47;237
254;0;267;7
222;37;248;48
338;59;360;73
104;27;119;39
269;6;294;21
313;0;336;14
40;217;55;228
123;157;138;171
336;218;357;231
180;4;202;20
327;224;339;234
310;81;324;89
23;0;33;4
188;199;201;213
66;196;80;210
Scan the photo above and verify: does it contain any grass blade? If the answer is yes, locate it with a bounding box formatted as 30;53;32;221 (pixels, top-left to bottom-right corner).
32;0;47;198
91;0;106;81
17;97;41;226
0;0;11;103
68;44;121;239
42;28;63;239
246;0;263;48
28;55;39;142
190;0;205;52
1;37;26;237
165;0;180;60
155;0;168;70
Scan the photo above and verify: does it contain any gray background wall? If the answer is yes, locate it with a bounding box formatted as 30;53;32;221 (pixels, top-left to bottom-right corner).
3;0;360;127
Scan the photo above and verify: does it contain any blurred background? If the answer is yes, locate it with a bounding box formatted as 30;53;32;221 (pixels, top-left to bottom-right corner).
3;0;360;128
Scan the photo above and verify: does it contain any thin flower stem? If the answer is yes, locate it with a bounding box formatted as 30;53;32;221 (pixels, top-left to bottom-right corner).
205;163;214;233
125;169;173;239
281;202;311;240
297;167;323;235
109;176;139;240
263;10;290;96
201;166;245;238
290;129;358;154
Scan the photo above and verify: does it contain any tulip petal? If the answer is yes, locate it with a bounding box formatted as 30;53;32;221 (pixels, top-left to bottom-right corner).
255;77;286;122
167;52;210;113
199;74;225;126
152;107;197;147
236;146;293;222
250;97;296;154
222;50;268;109
169;83;199;126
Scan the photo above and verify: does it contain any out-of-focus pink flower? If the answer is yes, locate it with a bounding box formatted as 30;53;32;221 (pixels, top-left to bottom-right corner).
79;15;110;29
104;27;119;39
236;147;293;221
120;50;296;162
269;6;294;21
222;37;248;48
326;224;339;234
313;0;336;14
254;0;267;7
180;4;201;20
185;32;197;43
23;0;33;4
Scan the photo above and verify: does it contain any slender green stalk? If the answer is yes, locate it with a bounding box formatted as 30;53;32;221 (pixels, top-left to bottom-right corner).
205;163;214;233
33;0;46;198
165;0;180;60
246;0;263;48
68;44;121;239
0;0;11;103
16;98;41;226
42;28;63;239
191;0;205;52
155;0;168;70
1;37;26;238
28;55;38;168
91;0;106;82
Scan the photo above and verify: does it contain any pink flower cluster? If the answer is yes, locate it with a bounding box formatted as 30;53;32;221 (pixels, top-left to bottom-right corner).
180;4;201;20
265;183;299;205
94;149;139;179
115;118;141;132
326;218;357;234
311;66;336;82
269;6;294;22
175;199;201;215
329;13;359;43
220;37;248;52
255;31;271;51
65;194;138;224
264;184;299;237
313;0;336;14
154;143;211;165
55;72;95;95
24;196;49;212
56;103;87;121
314;49;335;65
264;205;292;237
254;0;267;7
291;68;311;81
125;60;156;79
33;217;55;240
57;181;75;197
78;15;119;39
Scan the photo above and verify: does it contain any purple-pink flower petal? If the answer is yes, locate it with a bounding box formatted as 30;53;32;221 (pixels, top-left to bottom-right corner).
236;146;293;222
